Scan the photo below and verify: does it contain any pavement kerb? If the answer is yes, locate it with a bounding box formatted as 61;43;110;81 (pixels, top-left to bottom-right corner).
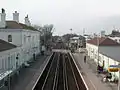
69;52;89;90
31;52;54;90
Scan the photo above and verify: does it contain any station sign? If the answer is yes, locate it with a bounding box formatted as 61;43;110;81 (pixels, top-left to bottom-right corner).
108;65;120;72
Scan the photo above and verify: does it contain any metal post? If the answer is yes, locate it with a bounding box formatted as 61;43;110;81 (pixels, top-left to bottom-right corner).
118;66;120;90
44;29;46;45
8;74;10;90
97;34;99;65
69;28;72;49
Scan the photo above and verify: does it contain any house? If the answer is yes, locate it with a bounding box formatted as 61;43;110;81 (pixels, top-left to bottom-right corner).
0;39;20;88
0;39;20;73
70;35;86;49
0;9;40;66
86;37;120;78
69;36;79;49
0;9;41;88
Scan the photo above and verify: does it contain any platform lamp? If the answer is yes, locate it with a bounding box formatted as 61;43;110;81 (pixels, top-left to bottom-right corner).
97;34;100;66
118;63;120;90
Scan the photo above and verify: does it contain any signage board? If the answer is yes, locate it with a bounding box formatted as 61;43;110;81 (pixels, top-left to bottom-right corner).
108;65;120;72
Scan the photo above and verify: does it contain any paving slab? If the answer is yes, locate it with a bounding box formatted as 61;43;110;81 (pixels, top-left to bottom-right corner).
11;53;52;90
72;52;115;90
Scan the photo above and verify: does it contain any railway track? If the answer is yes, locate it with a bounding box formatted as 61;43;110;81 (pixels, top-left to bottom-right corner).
33;52;87;90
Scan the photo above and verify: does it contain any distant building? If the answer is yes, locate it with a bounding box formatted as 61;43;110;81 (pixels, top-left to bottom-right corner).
70;37;79;49
107;30;120;43
69;36;86;49
109;30;120;37
100;31;105;37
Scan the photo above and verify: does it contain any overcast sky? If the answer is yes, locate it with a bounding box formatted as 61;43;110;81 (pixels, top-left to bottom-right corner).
1;0;120;35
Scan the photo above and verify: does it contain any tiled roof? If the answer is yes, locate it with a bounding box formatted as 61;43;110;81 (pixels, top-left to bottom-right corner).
0;39;17;52
87;37;120;46
5;21;37;31
6;21;23;29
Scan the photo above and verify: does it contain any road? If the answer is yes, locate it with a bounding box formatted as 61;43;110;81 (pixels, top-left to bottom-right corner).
73;52;114;90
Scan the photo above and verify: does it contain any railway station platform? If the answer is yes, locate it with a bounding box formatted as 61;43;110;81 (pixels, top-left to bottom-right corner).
11;51;52;90
72;52;118;90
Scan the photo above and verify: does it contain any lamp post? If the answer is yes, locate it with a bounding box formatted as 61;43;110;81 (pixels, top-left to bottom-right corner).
8;74;10;90
68;29;72;49
97;34;99;66
118;63;120;90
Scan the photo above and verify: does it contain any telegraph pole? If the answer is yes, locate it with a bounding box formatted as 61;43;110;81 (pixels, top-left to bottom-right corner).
97;34;99;66
83;28;85;36
70;28;72;36
69;28;72;48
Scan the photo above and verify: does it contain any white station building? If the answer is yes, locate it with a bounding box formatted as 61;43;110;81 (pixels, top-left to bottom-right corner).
0;9;40;84
86;37;120;79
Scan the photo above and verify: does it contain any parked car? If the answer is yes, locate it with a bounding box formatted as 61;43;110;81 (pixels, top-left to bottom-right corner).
24;62;30;68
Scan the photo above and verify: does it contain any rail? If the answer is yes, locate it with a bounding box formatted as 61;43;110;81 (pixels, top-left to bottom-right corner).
32;52;54;90
69;52;89;90
33;51;88;90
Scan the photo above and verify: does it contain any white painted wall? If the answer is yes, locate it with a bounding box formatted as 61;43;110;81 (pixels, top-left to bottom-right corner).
13;11;19;23
0;13;6;28
21;30;40;62
0;47;20;73
86;43;98;63
0;29;22;46
0;29;40;74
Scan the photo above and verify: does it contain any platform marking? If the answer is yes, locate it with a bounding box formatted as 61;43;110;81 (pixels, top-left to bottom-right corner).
90;80;97;90
69;53;89;90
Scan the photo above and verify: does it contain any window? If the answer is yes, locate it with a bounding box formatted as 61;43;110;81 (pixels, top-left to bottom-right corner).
8;35;12;42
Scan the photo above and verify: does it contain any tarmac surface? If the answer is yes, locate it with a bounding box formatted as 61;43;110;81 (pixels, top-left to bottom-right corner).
11;53;51;90
72;51;118;90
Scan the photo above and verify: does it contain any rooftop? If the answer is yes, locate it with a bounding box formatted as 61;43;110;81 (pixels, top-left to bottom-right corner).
87;37;120;46
0;39;17;52
1;21;38;31
70;36;79;40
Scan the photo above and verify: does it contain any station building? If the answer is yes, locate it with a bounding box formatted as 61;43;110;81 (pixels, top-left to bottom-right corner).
0;9;41;88
86;37;120;78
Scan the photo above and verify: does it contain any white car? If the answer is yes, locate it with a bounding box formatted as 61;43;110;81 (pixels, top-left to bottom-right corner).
24;62;30;67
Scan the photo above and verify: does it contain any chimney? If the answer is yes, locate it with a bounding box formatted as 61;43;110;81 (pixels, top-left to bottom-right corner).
0;8;6;28
13;11;19;23
25;15;31;26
